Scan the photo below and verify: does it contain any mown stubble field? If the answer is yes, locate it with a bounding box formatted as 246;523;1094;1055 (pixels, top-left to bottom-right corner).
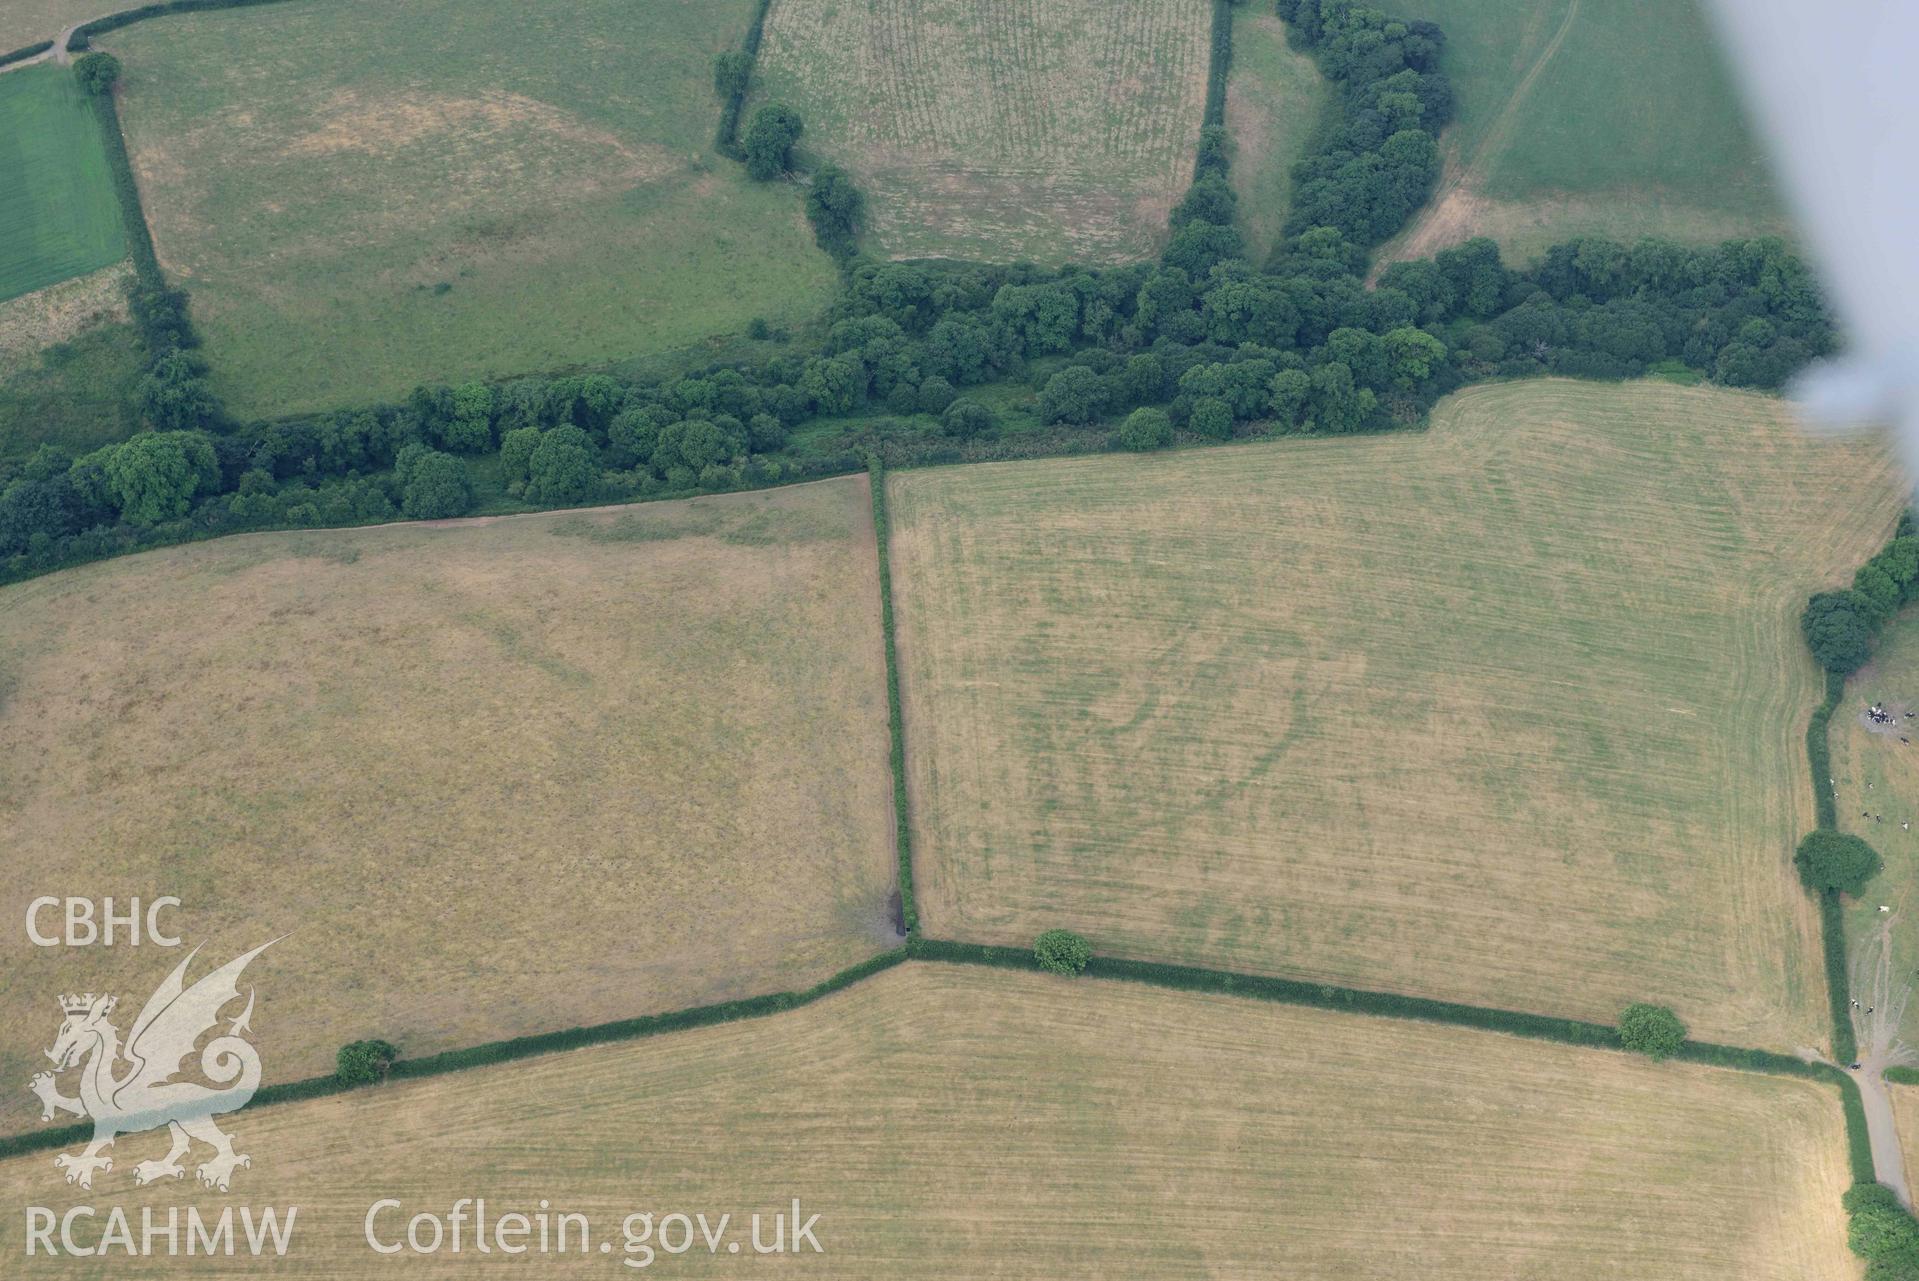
0;1;97;53
0;965;1856;1278
889;379;1903;1050
0;478;896;1134
753;0;1212;264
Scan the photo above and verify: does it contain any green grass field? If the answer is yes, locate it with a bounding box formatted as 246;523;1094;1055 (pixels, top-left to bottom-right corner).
0;966;1857;1278
1383;0;1789;264
101;0;837;417
0;261;143;461
0;318;144;461
890;380;1903;1051
1224;12;1326;262
0;64;126;304
1832;607;1919;1064
752;0;1212;264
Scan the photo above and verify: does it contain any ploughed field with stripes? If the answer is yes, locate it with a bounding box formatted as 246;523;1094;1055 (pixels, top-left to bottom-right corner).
0;965;1857;1278
752;0;1212;263
888;379;1905;1050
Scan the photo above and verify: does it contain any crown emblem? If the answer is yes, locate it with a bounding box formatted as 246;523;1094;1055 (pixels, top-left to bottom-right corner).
59;993;111;1015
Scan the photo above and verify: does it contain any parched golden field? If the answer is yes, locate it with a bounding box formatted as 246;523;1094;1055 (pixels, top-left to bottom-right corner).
0;479;897;1135
752;0;1211;264
0;966;1856;1278
889;380;1905;1049
1897;1085;1919;1195
0;0;94;52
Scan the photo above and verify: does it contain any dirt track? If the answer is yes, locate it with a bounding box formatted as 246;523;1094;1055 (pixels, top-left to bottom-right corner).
0;17;91;75
1852;914;1915;1205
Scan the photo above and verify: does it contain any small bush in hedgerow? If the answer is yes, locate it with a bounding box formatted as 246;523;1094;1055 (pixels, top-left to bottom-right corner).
336;1039;399;1086
1795;830;1884;895
1035;929;1092;977
1617;1004;1686;1061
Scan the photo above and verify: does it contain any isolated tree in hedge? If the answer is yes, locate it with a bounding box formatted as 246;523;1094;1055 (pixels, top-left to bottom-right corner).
1796;830;1885;895
336;1039;398;1087
1035;929;1091;977
805;164;864;259
1803;590;1877;674
1843;1182;1919;1271
138;351;219;432
743;104;803;180
1617;1003;1686;1061
1170;174;1237;229
74;52;120;95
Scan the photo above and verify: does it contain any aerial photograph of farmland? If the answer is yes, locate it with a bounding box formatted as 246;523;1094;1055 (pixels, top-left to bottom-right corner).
0;0;1913;1276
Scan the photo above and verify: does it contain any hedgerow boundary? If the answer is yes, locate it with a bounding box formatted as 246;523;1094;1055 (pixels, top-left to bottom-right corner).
65;0;307;52
1808;667;1860;1064
713;0;776;157
0;940;1873;1183
1801;513;1919;1069
0;945;913;1162
866;458;920;934
0;40;53;68
87;85;160;289
1200;0;1232;133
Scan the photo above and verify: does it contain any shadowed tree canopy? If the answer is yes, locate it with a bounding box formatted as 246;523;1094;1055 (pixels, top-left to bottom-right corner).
1617;1003;1686;1061
1795;830;1884;895
744;104;804;181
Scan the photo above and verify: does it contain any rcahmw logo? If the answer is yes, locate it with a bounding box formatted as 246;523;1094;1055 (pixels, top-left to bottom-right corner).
22;939;300;1259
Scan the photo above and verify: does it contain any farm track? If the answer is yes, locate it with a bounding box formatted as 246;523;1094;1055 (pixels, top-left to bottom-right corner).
1;16;98;74
1852;912;1917;1203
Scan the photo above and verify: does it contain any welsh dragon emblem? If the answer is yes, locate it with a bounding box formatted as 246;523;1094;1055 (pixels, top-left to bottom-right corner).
28;941;275;1191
